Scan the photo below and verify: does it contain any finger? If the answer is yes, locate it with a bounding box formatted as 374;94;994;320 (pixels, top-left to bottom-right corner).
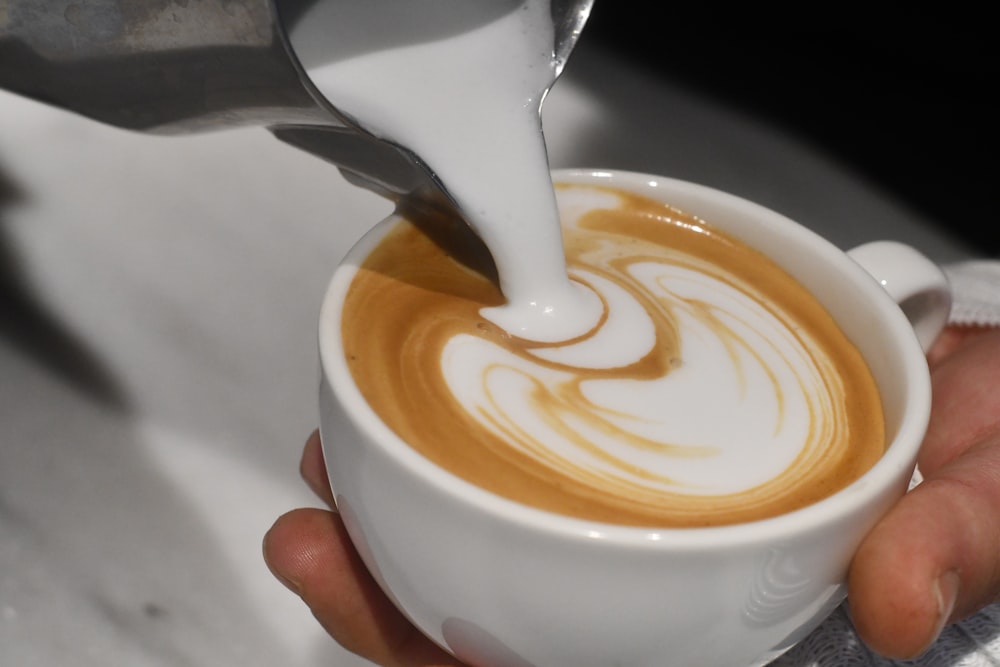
919;329;1000;474
300;430;336;507
925;325;992;369
849;431;1000;658
263;508;463;667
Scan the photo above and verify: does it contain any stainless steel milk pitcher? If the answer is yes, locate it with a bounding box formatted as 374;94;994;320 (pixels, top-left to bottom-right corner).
0;0;593;214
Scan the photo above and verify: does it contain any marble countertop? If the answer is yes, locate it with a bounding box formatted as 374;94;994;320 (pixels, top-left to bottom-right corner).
0;41;987;666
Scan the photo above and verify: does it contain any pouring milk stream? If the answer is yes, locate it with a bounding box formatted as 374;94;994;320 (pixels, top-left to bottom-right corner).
288;0;602;343
293;0;891;507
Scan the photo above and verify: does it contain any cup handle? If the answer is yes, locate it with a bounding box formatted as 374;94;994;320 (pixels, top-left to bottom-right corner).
847;241;952;353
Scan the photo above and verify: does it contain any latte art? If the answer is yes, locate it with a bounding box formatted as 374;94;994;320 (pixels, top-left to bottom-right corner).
342;184;884;527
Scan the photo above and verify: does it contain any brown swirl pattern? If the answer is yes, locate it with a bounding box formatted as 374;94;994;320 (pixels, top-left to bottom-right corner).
341;184;884;527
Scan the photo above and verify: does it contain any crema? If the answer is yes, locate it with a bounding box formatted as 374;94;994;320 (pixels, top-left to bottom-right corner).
341;183;885;527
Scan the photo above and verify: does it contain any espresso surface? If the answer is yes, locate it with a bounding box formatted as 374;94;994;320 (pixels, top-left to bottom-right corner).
342;184;885;527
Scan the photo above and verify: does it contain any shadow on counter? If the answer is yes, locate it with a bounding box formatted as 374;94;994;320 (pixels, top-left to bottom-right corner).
0;160;127;408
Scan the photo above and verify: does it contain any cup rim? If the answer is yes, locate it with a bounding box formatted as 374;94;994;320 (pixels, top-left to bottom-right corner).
319;168;931;548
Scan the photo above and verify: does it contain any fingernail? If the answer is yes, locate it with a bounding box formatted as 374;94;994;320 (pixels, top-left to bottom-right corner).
262;530;303;596
932;570;961;637
273;570;303;597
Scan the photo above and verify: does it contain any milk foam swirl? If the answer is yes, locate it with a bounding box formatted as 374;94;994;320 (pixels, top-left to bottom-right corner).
342;184;884;527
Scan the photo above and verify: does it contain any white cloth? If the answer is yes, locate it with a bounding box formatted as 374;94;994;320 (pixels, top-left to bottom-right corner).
945;262;1000;327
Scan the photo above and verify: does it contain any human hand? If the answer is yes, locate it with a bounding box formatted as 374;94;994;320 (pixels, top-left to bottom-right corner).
263;430;465;666
849;325;1000;658
263;326;1000;665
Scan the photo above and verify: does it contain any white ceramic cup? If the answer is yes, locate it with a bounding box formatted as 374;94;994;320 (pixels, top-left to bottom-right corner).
318;169;951;667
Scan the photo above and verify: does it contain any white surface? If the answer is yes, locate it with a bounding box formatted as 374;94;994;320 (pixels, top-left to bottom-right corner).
0;41;988;666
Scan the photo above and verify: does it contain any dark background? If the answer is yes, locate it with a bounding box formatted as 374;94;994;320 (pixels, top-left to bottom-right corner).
582;6;996;256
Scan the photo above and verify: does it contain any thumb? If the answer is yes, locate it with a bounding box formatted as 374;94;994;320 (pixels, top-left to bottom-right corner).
848;432;1000;658
263;508;461;667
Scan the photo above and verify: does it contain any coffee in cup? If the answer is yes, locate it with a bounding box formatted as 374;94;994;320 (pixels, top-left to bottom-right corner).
340;180;884;527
